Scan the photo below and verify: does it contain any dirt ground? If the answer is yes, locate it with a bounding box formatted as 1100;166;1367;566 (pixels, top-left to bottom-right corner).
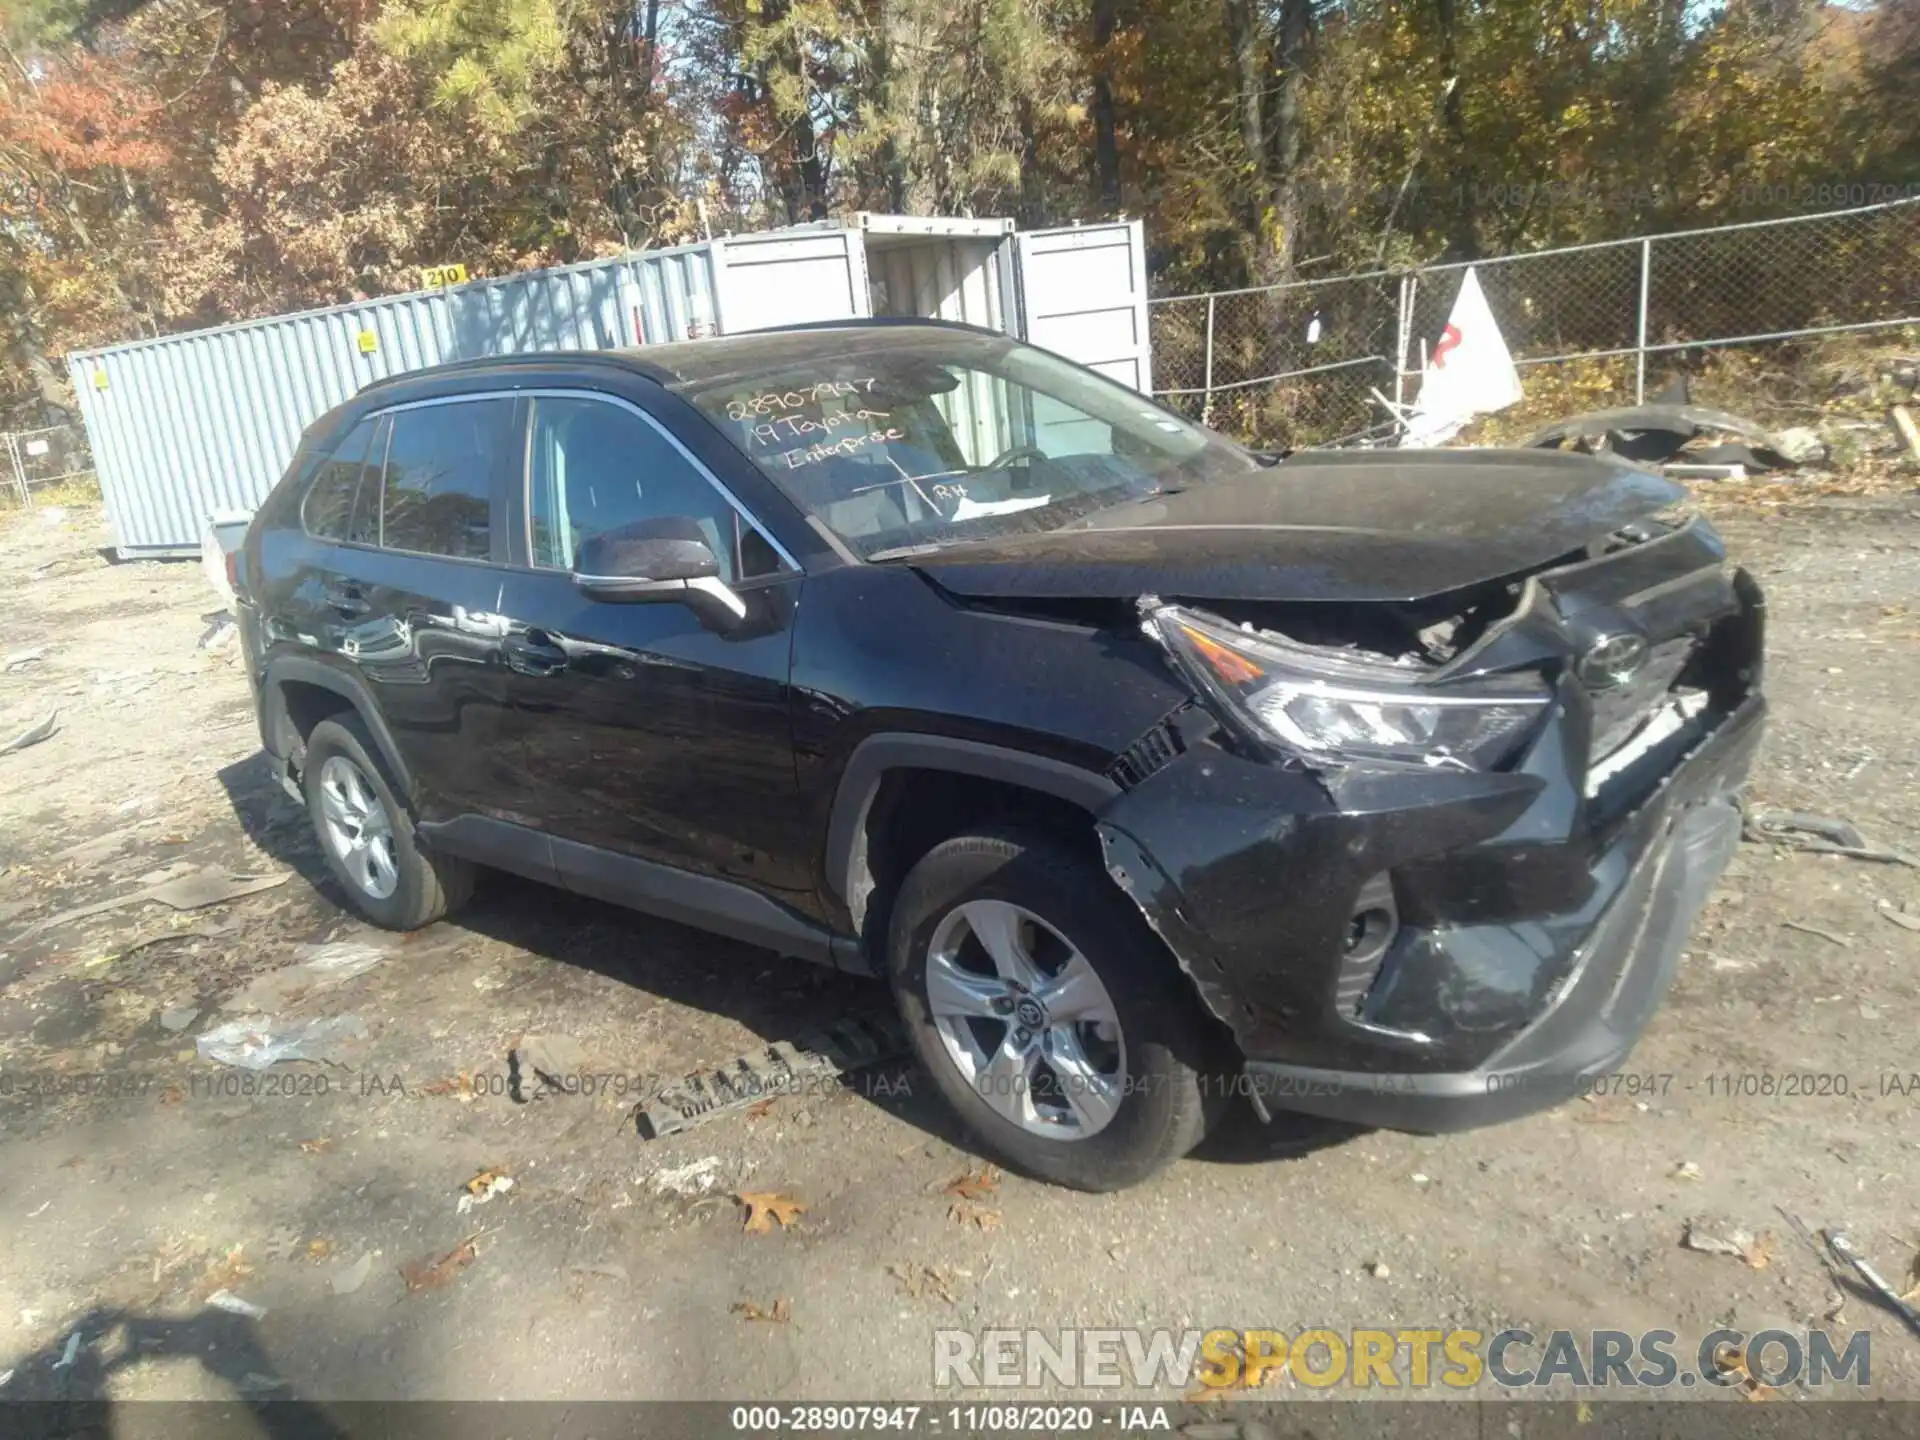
0;481;1917;1414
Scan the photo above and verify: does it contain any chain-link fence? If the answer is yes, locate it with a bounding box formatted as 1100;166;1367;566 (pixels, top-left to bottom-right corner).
1154;197;1920;447
2;423;94;505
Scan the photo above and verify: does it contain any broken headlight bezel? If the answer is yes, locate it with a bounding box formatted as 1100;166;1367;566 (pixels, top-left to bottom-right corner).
1143;604;1550;770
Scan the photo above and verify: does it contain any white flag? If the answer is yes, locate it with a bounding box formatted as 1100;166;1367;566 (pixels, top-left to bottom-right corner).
1402;267;1523;447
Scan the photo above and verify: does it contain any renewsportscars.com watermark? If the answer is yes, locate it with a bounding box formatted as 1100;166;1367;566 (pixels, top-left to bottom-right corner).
932;1327;1873;1392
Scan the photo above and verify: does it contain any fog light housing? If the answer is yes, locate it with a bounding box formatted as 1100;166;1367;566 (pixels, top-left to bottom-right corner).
1334;876;1398;1017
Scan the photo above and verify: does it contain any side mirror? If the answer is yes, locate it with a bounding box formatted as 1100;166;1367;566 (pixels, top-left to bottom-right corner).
572;520;747;625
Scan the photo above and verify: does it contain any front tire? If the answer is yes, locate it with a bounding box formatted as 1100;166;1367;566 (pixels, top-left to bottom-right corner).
302;715;472;930
887;828;1221;1191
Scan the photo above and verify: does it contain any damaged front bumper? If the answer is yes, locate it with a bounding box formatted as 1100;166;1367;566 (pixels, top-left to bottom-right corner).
1096;679;1765;1135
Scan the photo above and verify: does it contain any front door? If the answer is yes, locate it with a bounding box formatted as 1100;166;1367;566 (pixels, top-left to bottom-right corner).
493;391;812;898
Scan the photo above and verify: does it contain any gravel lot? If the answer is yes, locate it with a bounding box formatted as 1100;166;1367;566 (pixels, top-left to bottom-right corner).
0;485;1916;1417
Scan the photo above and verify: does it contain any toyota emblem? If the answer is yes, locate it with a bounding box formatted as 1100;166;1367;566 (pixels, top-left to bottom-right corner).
1577;632;1650;689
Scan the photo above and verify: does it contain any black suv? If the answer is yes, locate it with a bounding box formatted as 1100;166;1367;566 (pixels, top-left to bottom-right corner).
236;320;1766;1191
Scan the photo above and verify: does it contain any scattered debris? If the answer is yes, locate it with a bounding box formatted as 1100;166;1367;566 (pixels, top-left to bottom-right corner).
17;864;290;940
1525;403;1795;471
745;1097;778;1121
508;1032;590;1101
737;1191;807;1234
636;1012;905;1139
1708;1339;1776;1401
1877;901;1920;933
148;866;292;910
205;1289;268;1320
1892;404;1920;461
197;614;237;652
400;1235;479;1294
1366;1260;1391;1279
948;1200;1002;1231
1682;1220;1772;1267
1827;1232;1920;1338
3;647;46;671
1;711;58;756
159;1006;200;1033
944;1165;1002;1203
888;1262;960;1303
570;1261;631;1283
420;1072;479;1102
1673;1161;1702;1181
1743;809;1917;867
1771;426;1830;466
52;1332;82;1370
733;1297;792;1323
195;1014;368;1070
298;1138;332;1155
1781;919;1850;947
226;942;387;1011
650;1156;722;1197
329;1253;374;1297
457;1169;514;1213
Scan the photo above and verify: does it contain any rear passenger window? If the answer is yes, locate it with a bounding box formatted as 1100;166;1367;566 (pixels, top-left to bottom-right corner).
302;419;375;540
379;400;513;560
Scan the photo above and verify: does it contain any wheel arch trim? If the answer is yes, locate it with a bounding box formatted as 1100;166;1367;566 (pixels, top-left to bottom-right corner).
261;654;416;801
823;733;1120;905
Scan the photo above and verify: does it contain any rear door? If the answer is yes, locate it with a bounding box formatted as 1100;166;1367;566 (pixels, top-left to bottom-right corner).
1013;220;1154;394
491;390;813;898
339;395;525;822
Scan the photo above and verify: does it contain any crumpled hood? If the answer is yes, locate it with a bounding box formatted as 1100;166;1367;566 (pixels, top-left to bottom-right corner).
903;448;1685;604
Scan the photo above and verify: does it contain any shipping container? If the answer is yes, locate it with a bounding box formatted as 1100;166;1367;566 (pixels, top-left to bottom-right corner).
66;216;1149;558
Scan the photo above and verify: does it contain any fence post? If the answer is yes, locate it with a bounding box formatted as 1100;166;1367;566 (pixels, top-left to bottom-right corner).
1202;293;1217;427
1635;238;1652;405
1393;274;1413;410
4;433;27;507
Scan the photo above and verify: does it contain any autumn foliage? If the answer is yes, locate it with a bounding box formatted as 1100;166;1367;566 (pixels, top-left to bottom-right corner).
1;0;1916;423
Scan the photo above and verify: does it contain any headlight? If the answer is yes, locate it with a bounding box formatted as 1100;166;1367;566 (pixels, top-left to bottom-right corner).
1143;605;1549;769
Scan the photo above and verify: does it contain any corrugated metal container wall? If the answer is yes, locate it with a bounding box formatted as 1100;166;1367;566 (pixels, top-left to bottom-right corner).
630;245;722;343
69;290;461;558
67;243;725;558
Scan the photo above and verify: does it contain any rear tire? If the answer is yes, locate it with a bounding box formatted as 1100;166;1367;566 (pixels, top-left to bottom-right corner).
887;827;1222;1192
302;715;472;930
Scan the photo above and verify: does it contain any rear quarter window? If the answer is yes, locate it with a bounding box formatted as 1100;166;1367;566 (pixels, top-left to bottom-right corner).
301;418;377;540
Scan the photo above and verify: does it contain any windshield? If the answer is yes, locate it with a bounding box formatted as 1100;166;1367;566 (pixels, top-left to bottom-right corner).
676;331;1259;558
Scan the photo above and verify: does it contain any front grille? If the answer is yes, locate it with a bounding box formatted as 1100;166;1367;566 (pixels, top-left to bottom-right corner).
1587;634;1698;760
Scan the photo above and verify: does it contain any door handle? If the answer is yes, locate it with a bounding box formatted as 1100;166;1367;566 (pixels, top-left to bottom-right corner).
325;583;370;617
503;631;568;676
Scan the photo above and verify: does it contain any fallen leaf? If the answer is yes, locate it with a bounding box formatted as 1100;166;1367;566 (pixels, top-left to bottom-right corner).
732;1297;792;1323
737;1191;807;1233
1900;1248;1920;1303
463;1167;511;1196
944;1164;1002;1202
400;1236;478;1293
888;1262;958;1303
160;1085;184;1106
745;1097;777;1120
306;1239;333;1261
298;1138;333;1155
421;1073;477;1101
948;1200;1002;1231
1742;1232;1776;1270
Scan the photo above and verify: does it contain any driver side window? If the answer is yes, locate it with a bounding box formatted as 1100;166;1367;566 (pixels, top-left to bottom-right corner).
527;396;783;582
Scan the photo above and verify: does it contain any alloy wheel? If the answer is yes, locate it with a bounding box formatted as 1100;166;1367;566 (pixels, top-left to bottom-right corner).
924;899;1127;1140
317;754;400;900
